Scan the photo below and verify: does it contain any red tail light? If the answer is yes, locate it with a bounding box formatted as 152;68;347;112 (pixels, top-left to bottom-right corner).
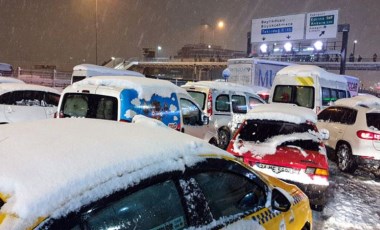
207;89;213;116
357;130;380;140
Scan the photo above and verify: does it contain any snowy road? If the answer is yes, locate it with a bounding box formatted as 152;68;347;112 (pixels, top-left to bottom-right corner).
313;161;380;230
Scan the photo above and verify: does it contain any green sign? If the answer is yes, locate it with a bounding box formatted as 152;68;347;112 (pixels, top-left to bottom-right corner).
310;15;334;26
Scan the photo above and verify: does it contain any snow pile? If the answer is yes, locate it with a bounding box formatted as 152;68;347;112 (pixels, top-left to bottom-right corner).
73;76;187;101
183;81;264;95
0;119;227;228
334;95;380;108
73;64;145;77
276;65;347;83
132;114;168;128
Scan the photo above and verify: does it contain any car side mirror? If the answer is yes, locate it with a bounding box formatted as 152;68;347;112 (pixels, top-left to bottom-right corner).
271;188;291;212
202;114;209;125
319;128;330;140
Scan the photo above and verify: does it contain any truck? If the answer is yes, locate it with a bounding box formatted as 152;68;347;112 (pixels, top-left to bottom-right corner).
71;64;144;84
344;75;360;97
226;58;294;88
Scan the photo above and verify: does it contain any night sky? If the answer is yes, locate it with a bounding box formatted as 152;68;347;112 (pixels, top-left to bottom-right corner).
0;0;379;70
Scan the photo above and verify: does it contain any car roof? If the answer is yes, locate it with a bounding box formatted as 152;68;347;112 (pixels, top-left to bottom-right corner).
0;77;24;84
334;95;380;110
276;65;347;83
0;118;227;225
0;83;60;95
237;103;317;124
182;80;266;94
71;76;188;101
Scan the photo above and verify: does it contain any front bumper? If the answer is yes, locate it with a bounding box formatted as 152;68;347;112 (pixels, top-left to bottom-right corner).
283;180;328;206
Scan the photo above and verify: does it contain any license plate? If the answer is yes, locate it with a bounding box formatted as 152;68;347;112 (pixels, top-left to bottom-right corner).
256;163;300;174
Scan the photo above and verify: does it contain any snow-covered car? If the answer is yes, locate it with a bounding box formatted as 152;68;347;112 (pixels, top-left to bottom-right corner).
0;76;24;84
317;95;380;173
182;81;266;149
227;104;330;210
0;118;313;230
0;83;60;124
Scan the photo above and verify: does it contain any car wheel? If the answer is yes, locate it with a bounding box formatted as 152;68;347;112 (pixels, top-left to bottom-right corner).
218;128;230;150
336;143;357;173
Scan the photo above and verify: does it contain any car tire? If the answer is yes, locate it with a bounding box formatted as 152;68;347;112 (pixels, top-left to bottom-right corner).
336;143;357;173
218;128;230;150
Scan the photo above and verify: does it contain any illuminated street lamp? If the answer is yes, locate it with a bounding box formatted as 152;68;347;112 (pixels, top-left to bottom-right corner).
157;46;162;58
260;44;268;53
200;20;225;45
353;40;358;57
313;41;323;51
284;42;292;52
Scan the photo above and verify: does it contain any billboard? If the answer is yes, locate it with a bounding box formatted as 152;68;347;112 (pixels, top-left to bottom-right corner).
251;14;305;43
306;10;339;39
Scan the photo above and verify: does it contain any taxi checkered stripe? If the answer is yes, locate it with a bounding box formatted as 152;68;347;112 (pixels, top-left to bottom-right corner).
251;209;281;225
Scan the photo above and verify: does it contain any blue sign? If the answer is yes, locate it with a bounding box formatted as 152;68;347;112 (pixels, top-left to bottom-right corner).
261;27;293;35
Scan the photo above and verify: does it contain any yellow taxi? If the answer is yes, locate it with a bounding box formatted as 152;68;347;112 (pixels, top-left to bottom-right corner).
0;117;312;229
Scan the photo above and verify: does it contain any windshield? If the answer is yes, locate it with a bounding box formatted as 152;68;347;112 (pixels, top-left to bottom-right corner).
273;85;314;109
187;91;206;110
61;93;118;121
367;113;380;130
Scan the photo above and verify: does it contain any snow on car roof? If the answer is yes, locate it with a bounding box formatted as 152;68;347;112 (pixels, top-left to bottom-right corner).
183;80;266;94
334;95;380;109
0;77;24;84
0;83;60;95
0;118;227;227
73;64;145;77
73;76;188;101
239;103;317;124
276;65;347;83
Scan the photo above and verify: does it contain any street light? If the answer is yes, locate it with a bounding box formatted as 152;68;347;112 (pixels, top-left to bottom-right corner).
284;42;292;52
313;41;323;51
95;0;98;65
157;46;162;58
200;20;225;45
353;40;358;57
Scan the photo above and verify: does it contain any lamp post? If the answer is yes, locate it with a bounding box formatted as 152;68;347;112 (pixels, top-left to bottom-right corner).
353;40;358;58
95;0;98;65
157;46;162;58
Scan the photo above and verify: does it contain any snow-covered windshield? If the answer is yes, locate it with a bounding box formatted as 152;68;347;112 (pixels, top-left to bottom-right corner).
61;93;118;120
239;119;319;151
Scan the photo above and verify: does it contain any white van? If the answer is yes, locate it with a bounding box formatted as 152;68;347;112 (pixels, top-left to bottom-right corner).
0;83;60;124
269;65;349;113
58;76;218;145
181;81;266;149
71;64;144;84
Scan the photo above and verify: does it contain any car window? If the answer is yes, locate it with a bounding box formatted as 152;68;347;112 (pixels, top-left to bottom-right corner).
180;98;202;125
318;107;344;123
273;85;314;109
61;93;118;120
0;92;12;104
193;171;266;220
366;113;380;130
295;86;314;108
273;85;292;103
44;180;188;230
44;92;60;107
231;95;247;114
187;91;206;110
322;87;331;106
340;108;357;125
215;94;230;112
248;96;264;109
239;119;316;143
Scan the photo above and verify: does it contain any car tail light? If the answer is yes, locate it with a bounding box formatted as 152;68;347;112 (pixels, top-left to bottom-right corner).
356;130;380;140
305;167;329;176
207;89;213;116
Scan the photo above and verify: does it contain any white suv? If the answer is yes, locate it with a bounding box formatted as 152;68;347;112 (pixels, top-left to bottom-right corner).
182;81;265;149
317;95;380;173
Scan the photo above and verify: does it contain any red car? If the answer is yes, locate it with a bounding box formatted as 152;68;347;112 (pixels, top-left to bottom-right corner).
227;104;329;210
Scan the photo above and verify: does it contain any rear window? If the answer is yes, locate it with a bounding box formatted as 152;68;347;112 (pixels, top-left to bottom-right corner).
60;93;118;120
187;91;206;110
239;119;316;142
239;120;319;151
273;85;314;109
367;113;380;130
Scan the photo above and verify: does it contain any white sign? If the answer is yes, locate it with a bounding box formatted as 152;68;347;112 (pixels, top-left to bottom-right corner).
306;10;339;39
251;14;305;43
